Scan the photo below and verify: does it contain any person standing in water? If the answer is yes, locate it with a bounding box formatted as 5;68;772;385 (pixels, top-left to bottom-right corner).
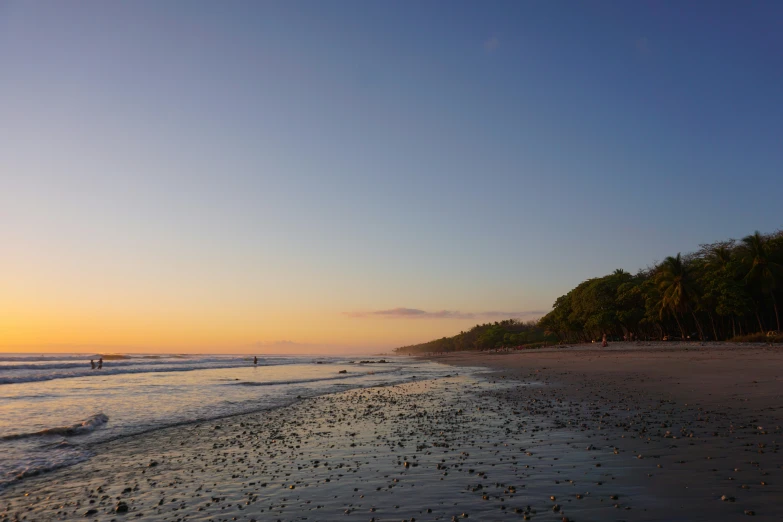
253;356;258;366
97;357;103;369
90;359;96;370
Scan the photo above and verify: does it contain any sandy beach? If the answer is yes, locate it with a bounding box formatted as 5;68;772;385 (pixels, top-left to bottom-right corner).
427;342;783;520
2;343;781;521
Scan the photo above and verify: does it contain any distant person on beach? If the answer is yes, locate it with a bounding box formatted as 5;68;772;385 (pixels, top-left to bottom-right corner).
253;356;258;366
90;359;96;370
98;357;103;369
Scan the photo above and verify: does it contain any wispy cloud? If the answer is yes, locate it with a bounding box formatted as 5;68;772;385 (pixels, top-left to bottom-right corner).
254;340;297;346
345;308;547;320
484;36;500;52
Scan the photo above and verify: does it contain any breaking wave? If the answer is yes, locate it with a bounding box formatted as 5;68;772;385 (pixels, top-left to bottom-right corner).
1;414;109;441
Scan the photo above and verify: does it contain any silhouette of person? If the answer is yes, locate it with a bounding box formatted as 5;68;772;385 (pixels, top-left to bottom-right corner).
253;356;258;366
90;359;96;370
98;357;103;370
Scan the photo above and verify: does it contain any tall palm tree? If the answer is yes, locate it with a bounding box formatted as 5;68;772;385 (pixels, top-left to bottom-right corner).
700;244;738;340
657;253;704;339
739;231;782;332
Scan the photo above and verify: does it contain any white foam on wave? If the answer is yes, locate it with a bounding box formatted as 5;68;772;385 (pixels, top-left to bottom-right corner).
0;356;445;492
0;356;305;385
0;363;250;385
1;413;109;441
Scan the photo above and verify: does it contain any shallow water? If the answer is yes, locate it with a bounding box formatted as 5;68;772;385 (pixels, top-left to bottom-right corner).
0;353;453;489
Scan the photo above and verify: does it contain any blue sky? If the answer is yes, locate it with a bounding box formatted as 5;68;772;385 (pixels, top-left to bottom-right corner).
1;1;782;351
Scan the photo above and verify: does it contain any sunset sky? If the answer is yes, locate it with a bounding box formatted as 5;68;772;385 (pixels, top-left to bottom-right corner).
2;2;782;353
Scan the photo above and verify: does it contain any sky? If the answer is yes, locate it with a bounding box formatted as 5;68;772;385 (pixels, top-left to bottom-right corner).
1;1;782;354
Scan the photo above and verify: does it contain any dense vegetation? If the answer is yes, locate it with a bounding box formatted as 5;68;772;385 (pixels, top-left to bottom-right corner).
395;229;782;354
538;229;782;343
394;319;556;354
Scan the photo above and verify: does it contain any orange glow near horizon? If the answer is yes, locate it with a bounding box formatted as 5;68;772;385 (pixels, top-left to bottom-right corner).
0;255;547;354
1;302;536;354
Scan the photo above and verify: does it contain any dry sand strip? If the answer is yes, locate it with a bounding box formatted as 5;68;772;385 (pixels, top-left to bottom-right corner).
0;347;780;522
425;343;783;520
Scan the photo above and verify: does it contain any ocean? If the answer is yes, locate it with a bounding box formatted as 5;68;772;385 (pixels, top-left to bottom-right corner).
0;352;454;491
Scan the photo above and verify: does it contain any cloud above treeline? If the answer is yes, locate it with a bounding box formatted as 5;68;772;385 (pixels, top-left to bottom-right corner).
344;308;547;320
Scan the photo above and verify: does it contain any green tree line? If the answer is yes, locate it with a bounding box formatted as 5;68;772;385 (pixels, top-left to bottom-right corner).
394;229;782;354
394;319;556;354
538;229;783;342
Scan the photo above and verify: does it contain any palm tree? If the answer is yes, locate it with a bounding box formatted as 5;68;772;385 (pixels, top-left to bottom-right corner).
739;231;782;332
657;253;704;339
707;244;733;270
699;244;738;340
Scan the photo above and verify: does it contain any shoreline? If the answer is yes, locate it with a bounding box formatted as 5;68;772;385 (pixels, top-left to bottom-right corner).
2;345;782;521
0;357;447;492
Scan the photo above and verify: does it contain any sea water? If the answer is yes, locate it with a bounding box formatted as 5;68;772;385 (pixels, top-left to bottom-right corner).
0;353;454;490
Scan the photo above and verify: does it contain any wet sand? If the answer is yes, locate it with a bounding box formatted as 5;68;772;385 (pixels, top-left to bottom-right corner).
1;343;781;521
